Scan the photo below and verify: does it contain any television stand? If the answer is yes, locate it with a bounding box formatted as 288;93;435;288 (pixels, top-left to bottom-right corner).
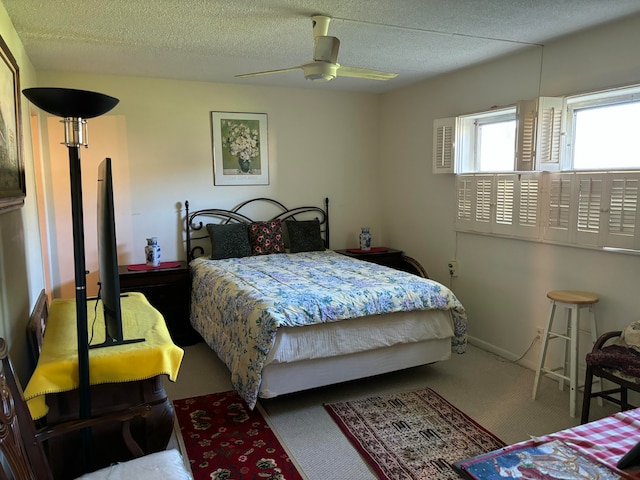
23;293;183;479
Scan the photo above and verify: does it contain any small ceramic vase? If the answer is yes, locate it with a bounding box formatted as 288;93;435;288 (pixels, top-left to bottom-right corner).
359;228;372;251
145;237;161;267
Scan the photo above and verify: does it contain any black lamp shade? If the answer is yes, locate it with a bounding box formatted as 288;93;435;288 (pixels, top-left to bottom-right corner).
22;87;119;118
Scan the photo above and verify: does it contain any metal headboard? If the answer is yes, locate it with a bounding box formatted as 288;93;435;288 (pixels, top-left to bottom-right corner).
185;197;329;261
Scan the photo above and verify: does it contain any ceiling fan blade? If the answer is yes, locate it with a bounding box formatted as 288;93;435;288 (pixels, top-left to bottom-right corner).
336;65;398;81
313;36;340;63
235;66;301;78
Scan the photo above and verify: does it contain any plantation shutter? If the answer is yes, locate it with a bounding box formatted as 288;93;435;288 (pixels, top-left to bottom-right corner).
544;173;573;243
455;175;474;230
515;97;564;171
575;173;603;247
604;172;640;250
433;117;456;174
454;174;493;233
536;97;564;170
515;99;537;171
493;173;541;238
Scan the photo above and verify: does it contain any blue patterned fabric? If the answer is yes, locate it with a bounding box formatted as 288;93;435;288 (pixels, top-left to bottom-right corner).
190;250;467;409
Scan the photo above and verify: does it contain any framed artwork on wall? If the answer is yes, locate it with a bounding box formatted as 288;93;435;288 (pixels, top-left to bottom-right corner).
211;111;269;186
0;35;24;212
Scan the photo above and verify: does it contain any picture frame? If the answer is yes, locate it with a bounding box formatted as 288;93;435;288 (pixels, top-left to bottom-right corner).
0;35;24;212
211;111;269;186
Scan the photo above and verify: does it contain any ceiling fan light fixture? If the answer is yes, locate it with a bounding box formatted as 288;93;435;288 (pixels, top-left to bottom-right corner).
303;62;337;81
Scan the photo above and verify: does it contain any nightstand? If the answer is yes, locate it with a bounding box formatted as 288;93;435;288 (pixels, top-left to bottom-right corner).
335;248;429;278
118;261;200;346
335;247;405;269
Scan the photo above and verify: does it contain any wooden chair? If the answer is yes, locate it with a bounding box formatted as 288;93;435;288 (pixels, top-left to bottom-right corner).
27;289;49;371
399;255;430;278
581;330;640;424
0;337;190;479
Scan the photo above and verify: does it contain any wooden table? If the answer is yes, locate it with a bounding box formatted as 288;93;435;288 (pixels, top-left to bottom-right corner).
24;293;184;479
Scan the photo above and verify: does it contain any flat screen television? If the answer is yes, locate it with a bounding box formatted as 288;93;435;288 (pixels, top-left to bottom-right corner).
91;157;144;348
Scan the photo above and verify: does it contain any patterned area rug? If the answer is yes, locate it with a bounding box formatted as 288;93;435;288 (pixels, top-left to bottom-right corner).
324;388;506;480
174;391;304;480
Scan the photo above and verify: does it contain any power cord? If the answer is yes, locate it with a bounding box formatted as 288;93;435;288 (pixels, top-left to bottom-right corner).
502;335;539;364
88;283;102;344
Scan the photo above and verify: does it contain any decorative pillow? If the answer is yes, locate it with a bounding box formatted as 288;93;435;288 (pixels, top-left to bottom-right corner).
206;223;251;260
248;220;285;255
285;219;325;253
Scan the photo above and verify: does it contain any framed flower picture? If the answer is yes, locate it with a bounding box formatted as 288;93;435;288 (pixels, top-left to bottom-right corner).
0;35;25;212
211;111;269;186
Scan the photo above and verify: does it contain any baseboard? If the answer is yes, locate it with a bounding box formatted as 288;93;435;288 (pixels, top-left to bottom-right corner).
468;335;538;371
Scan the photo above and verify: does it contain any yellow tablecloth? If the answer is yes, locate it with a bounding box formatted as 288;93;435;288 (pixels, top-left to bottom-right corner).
24;292;184;419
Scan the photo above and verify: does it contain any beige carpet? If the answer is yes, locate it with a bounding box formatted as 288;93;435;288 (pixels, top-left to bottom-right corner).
164;342;617;480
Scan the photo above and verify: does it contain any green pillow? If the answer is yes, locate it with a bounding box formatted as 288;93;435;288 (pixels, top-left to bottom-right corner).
206;223;251;260
286;219;325;253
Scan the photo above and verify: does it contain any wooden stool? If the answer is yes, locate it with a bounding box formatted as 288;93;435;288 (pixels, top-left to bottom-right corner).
532;290;599;417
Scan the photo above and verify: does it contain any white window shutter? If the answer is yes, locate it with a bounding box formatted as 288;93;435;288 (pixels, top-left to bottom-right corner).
455;175;474;230
537;97;565;170
516;97;564;171
575;174;603;247
544;173;574;244
515;99;537;171
493;173;541;238
517;173;542;239
455;174;493;234
603;173;640;250
475;176;493;232
433;117;456;174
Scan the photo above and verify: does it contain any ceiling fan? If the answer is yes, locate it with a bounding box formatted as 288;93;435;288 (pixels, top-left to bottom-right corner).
236;15;398;82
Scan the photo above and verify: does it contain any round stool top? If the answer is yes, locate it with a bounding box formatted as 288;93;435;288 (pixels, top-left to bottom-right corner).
547;290;599;305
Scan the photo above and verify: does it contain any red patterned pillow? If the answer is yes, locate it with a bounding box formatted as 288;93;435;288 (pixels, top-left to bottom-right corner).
248;220;285;255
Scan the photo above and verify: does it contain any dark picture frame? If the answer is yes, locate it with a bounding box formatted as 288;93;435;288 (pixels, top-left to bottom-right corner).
0;35;24;212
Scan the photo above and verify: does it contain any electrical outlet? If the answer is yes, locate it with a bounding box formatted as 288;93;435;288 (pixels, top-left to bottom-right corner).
536;326;543;339
448;260;458;277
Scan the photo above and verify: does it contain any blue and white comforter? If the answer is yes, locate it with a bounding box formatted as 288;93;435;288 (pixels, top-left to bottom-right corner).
190;250;466;408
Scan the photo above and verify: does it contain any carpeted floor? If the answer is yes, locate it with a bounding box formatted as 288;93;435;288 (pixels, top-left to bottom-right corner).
164;342;618;480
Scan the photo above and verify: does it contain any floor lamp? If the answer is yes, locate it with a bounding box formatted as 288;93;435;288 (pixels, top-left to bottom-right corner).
22;88;119;423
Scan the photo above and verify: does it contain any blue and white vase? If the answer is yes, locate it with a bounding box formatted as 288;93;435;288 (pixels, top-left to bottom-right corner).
145;237;161;267
359;227;372;251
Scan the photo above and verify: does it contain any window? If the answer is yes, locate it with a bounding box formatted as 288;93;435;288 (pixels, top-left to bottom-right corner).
457;108;516;173
442;84;640;253
565;87;640;171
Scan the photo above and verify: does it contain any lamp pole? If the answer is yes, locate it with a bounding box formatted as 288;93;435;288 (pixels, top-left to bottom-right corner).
22;88;119;424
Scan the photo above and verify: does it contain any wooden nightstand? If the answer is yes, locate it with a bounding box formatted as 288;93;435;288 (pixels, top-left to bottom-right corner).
118;261;200;346
335;248;429;278
335;247;405;269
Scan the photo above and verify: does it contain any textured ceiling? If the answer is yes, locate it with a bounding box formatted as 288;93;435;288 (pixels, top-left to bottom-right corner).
4;0;640;94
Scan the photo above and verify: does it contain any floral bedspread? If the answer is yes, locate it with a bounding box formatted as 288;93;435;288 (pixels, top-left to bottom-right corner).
190;250;467;409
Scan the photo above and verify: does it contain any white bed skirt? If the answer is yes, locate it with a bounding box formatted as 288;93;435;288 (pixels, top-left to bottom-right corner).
259;337;451;398
259;309;454;398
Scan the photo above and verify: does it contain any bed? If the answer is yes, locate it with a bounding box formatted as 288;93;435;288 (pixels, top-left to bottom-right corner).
185;197;467;408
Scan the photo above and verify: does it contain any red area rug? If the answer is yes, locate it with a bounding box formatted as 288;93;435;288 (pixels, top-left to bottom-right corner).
324;388;505;480
174;391;304;480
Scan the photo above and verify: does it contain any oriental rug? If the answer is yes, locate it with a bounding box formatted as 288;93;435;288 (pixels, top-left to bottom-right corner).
324;388;506;480
174;391;305;480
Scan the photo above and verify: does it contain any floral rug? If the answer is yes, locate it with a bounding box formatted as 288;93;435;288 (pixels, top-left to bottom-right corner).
324;388;506;480
174;391;304;480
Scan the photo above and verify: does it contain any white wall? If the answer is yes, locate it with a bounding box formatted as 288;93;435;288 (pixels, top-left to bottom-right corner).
35;72;384;298
0;4;46;382
380;13;640;366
